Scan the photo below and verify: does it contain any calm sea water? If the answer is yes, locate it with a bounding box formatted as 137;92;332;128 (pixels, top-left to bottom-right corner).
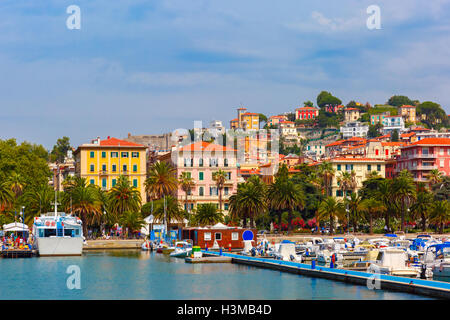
0;250;433;300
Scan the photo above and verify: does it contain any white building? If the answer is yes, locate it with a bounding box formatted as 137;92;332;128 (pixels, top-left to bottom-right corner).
340;121;369;139
209;120;225;136
382;116;405;134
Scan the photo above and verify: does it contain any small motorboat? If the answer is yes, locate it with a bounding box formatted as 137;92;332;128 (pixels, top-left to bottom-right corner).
272;240;302;262
423;243;450;279
141;240;153;251
367;248;421;278
170;241;193;258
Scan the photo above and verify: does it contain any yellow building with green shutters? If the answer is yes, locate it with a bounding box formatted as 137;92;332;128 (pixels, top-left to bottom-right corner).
73;137;148;203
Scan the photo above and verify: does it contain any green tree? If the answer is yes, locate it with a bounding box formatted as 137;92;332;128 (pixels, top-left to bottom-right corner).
410;190;433;232
387;95;413;107
417;101;448;129
391;129;399;142
152;195;184;227
361;198;386;234
318;197;344;235
344;192;364;232
392;170;416;232
318;161;335;197
108;175;142;220
119;211;145;238
0;181;15;215
212;170;228;212
179;172;195;212
22;184;55;224
429;200;450;234
145;162;178;200
193;203;224;226
49;136;71;163
304;101;314;107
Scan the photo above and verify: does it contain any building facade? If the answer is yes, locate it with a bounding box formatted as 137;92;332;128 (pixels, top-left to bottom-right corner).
382;116;405;134
340;121;369;139
344;108;360;122
295;106;319;121
370;111;390;125
395;138;450;182
398;105;416;123
173;141;238;213
74;137;148;202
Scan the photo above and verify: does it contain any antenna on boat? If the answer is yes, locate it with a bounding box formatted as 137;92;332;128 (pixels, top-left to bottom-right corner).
52;190;60;217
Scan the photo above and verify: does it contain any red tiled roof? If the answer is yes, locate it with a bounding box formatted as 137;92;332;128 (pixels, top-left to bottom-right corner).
400;105;415;108
280;120;294;124
178;141;237;152
411;127;431;131
345;108;359;111
326;140;345;147
408;138;450;146
401;132;416;138
230;118;238;122
241;112;259;116
296;106;318;110
100;137;144;147
381;142;404;147
330;157;385;162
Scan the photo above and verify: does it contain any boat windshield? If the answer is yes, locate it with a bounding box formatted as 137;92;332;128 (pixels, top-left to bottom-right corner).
437;247;450;259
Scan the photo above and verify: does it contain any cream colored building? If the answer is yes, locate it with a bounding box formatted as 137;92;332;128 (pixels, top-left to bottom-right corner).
398;105;416;123
329;157;386;198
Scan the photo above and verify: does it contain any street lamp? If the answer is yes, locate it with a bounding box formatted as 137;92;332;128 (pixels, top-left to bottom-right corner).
346;195;350;236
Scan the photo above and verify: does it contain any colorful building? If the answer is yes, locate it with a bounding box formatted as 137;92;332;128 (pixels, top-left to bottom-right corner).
295;106;319;121
173;141;238;213
370;111;390;125
396;138;450;182
398;105;416;123
231;107;260;131
74;137;148;202
267;115;287;127
382;116;405;134
344;108;360;122
329;157;386;198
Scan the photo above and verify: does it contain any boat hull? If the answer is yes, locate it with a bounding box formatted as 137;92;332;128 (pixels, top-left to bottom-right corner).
36;237;83;256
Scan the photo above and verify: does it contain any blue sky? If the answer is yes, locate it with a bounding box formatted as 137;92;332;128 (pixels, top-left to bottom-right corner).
1;0;449;149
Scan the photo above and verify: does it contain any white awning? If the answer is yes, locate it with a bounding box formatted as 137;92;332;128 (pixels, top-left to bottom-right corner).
2;222;29;232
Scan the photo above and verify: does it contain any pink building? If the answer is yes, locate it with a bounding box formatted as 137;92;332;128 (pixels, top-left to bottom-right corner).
396;138;450;182
295;106;319;120
174;141;238;213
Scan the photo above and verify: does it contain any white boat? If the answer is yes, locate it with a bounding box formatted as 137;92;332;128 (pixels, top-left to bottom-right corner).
317;249;343;265
273;241;302;262
33;212;83;256
367;248;420;278
423;243;450;279
170;241;193;258
141;240;153;251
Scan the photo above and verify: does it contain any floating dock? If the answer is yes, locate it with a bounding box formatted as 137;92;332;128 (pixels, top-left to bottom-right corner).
185;255;232;264
1;249;35;258
206;251;450;299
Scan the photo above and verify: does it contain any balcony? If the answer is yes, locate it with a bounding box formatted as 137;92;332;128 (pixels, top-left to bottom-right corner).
99;170;108;175
411;165;438;171
416;153;436;158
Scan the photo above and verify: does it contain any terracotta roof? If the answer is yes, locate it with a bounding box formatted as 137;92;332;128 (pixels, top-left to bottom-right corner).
345;108;359;111
100;137;145;147
407;138;450;146
401;132;416;138
326;140;345;147
381;142;404;147
400;105;415;108
269;115;286;119
241;112;259;116
288;168;300;173
178;141;237;152
296;106;318;110
330;157;385;162
346;137;366;142
411;127;431;131
280;120;294;124
230;118;239;122
237;107;247;110
259;163;272;168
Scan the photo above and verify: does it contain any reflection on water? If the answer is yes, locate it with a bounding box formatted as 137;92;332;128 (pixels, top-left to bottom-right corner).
0;250;434;300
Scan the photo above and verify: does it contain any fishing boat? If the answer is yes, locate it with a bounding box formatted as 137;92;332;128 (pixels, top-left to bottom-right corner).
423;243;450;279
170;240;193;258
33;212;83;256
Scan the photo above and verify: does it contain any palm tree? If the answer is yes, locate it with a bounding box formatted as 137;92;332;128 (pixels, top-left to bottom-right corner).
429;200;450;234
392;170;416;232
337;170;357;197
212;170;228;212
318;162;335;197
317;197;344;235
119;211;145;238
376;179;394;232
345;192;364;233
229;179;267;228
152;195;184;227
0;181;15;214
361;198;386;234
267;179;304;234
179;172;195;213
7;172;25;198
427;169;443;190
145;162;178;200
22;184;55;224
108;175;141;220
194;203;224;226
410;190;433;232
67;177;102;235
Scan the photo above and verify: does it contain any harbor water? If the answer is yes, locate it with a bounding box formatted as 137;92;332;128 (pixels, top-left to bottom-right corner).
0;250;434;300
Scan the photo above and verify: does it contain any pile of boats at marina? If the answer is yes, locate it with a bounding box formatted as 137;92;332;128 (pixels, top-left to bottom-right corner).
144;234;450;281
244;234;450;280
